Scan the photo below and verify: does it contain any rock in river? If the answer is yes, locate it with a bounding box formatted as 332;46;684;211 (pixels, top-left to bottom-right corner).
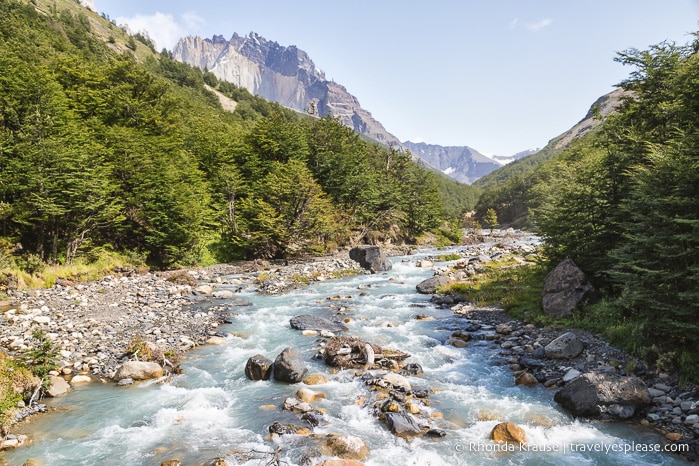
273;348;308;383
290;314;348;333
349;245;392;273
416;276;451;294
245;354;273;381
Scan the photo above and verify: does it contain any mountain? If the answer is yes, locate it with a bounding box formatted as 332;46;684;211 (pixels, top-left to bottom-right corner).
173;33;402;148
474;88;627;190
401;141;502;184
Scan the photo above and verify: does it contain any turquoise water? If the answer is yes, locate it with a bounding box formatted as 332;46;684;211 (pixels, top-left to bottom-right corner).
2;245;687;465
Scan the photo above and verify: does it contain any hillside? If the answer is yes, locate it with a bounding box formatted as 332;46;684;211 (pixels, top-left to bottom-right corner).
0;0;479;275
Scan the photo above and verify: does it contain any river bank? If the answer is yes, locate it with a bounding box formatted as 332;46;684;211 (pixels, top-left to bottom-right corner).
1;232;696;463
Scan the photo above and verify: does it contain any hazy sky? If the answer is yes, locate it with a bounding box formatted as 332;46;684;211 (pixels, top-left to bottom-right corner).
96;1;698;156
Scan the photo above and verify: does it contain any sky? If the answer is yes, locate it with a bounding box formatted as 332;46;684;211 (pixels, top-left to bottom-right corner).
95;1;699;156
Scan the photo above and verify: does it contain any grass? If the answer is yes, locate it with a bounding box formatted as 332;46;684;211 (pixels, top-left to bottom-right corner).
440;255;699;383
440;256;547;319
0;248;146;290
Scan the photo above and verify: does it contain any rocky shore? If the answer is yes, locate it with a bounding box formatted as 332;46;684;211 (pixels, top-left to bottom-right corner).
0;254;362;449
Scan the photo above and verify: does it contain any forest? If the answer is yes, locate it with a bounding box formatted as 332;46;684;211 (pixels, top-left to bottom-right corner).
0;0;478;278
476;35;699;380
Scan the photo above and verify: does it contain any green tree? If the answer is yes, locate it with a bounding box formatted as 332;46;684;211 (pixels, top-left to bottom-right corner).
235;160;337;258
483;208;498;235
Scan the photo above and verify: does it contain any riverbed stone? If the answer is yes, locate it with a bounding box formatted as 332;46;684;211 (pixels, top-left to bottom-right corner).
273;348;308;383
245;354;273;381
296;387;326;403
113;361;164;382
290;315;348;333
544;332;584;359
515;372;538;387
380;373;412;393
383;412;424;438
491;422;527;445
320;434;370;460
415;276;451;294
303;373;329;385
70;374;92;384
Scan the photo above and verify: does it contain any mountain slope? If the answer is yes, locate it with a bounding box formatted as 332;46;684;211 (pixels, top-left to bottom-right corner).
474;88;627;190
173;33;402;148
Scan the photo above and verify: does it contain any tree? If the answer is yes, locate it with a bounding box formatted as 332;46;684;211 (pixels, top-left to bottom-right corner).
484;208;498;235
235;160;337;258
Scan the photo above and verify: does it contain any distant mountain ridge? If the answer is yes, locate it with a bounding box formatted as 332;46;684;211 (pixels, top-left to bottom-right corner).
401;141;501;184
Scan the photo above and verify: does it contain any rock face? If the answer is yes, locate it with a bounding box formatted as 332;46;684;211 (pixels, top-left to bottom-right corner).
544;332;584;359
349;246;392;273
554;372;651;419
290;315;348;333
542;259;596;317
244;354;273;381
173;33;402;148
113;361;164;381
491;422;527;445
416;276;451;294
273;348;308;383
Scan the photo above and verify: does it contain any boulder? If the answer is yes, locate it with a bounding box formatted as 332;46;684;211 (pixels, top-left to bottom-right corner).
303;373;329;385
69;374;92;384
415;276;451;294
212;290;235;299
273;348;307;383
245;354;273;381
383;412;424;438
296;387;326;403
290;315;348;333
554;372;651;419
349;245;392;273
491;422;527;445
113;361;164;381
542;259;596;317
46;376;70;397
320;434;369;460
544;332;584;359
515;372;538;387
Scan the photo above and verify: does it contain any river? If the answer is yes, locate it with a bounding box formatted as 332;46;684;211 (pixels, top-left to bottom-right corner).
1;241;687;465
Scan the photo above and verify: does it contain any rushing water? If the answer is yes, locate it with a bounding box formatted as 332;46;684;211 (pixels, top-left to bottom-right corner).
2;244;688;466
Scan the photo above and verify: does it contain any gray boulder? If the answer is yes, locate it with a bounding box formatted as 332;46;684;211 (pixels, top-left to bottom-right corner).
542;259;596;317
349;245;392;273
416;275;451;294
384;412;425;438
544;332;584;359
290;315;348;333
554;372;651;419
273;348;308;383
245;354;274;381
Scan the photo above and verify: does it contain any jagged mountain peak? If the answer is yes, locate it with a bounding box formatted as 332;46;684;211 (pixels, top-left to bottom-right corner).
173;32;399;147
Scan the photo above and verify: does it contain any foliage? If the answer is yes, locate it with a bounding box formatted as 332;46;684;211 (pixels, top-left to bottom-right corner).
0;0;480;285
0;352;39;434
24;329;58;386
492;35;699;380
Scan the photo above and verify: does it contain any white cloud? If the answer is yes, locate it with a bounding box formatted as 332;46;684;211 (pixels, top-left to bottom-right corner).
510;17;553;32
182;11;205;30
116;11;204;50
525;18;553;32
